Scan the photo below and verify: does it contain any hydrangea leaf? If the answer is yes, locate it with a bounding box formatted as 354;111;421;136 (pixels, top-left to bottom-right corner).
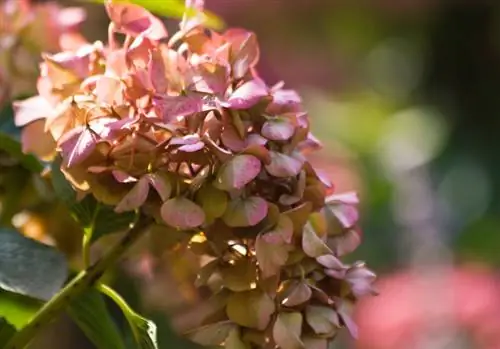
0;229;67;301
68;289;126;349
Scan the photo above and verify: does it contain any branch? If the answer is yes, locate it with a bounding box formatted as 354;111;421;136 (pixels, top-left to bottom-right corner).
5;216;152;349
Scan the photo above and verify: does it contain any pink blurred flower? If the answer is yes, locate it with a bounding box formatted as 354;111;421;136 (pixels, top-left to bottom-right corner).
355;266;500;349
0;0;86;105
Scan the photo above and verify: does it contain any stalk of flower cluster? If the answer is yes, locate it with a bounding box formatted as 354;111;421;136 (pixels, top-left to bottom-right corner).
4;216;152;349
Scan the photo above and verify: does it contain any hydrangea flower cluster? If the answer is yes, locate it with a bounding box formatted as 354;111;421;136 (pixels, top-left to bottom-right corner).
0;0;86;106
14;1;376;348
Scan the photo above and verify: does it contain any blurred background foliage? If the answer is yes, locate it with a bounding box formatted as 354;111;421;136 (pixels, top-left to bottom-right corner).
3;0;500;348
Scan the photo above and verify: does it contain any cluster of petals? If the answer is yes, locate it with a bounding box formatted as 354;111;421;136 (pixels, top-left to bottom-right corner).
0;0;86;106
14;1;376;348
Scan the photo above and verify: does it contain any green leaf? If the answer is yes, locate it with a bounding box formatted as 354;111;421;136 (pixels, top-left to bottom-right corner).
50;160;136;243
0;290;41;329
0;318;16;347
0;132;43;172
99;285;158;349
0;228;68;301
68;288;126;349
127;312;158;349
84;0;224;30
0;104;19;137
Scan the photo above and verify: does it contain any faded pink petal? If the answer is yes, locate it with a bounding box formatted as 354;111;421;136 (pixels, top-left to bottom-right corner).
316;254;345;270
115;175;150;213
344;266;377;298
267;88;302;114
265;151;303;178
220;125;245;152
113;170;137;183
127;35;155;69
105;1;167;40
223;28;259;79
170;134;205;152
146;173;171;201
161;197;205;229
222;78;268;109
148;48;168;93
261;118;295;141
215;154;262;191
328;229;362;257
13;96;52;126
58;125;97;167
95;75;123;104
20;120;56;161
154;94;203;122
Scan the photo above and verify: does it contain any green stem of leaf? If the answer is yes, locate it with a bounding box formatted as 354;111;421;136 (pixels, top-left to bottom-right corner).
98;284;141;342
83;202;100;267
4;217;152;349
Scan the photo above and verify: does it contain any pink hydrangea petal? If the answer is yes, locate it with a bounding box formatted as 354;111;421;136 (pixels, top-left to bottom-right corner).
222;78;269;110
13;96;52;126
115;175;150;213
105;1;167;40
58;126;97;168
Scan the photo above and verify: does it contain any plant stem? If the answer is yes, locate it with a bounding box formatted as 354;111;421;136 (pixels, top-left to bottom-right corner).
4;217;152;349
98;284;141;342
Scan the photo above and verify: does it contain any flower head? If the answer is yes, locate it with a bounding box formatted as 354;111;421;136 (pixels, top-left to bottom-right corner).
14;1;376;347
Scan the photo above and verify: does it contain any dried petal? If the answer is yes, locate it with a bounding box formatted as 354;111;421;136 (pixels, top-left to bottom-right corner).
58;125;98;168
281;281;312;307
105;1;167;40
222;196;268;227
185;321;235;346
273;312;304;349
154;94;204;122
226;290;275;330
221;259;257;292
301;337;328;349
161;197;205;229
223;79;268;110
255;232;288;279
13;96;52;127
305;305;340;335
214;154;261;191
115;175;150;213
302;225;332;258
196;184;228;221
224;327;250;349
224;29;260;79
261;118;295;141
265;151;303;178
146;172;172;201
